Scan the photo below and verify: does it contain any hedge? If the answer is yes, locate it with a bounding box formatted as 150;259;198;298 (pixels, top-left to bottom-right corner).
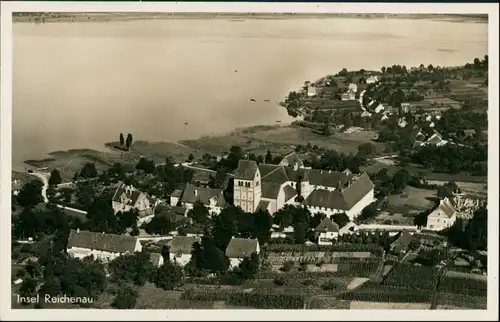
338;286;434;303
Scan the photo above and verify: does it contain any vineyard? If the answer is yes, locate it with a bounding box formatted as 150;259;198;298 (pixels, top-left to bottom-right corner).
382;264;439;290
181;289;306;309
437;292;487;309
265;251;375;266
439;275;487;297
338;285;434;303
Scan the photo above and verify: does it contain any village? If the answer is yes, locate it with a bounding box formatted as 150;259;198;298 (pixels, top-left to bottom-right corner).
11;57;488;310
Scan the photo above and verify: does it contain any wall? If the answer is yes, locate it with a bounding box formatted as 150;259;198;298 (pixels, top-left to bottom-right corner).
426;213;456;231
318;231;339;245
68;247;122;262
346;188;375;221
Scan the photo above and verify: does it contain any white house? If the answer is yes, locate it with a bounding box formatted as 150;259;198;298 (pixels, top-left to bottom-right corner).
170;189;183;206
341;90;356;101
426;198;458;231
398;118;408;128
307;85;317;97
421;132;448;147
179;183;227;215
366;76;379;84
111;182;152;215
168;236;201;266
66;229;142;262
374;103;385;114
348;83;358;93
315;217;340;245
225;237;260;269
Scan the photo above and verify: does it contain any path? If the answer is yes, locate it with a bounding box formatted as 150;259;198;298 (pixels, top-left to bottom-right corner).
29;172;49;203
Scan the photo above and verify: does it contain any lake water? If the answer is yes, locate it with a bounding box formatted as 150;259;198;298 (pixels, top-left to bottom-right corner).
12;17;488;170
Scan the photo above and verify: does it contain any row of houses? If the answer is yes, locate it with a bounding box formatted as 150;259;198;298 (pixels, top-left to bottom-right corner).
66;229;259;269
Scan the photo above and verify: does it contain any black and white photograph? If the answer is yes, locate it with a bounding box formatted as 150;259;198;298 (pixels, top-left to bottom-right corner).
1;2;498;320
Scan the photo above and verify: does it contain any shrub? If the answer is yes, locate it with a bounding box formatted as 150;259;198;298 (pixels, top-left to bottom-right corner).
111;286;138;309
274;277;289;286
321;280;339;290
302;279;314;286
280;260;294;272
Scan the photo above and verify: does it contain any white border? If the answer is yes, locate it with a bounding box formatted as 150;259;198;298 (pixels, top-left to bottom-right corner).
1;2;498;321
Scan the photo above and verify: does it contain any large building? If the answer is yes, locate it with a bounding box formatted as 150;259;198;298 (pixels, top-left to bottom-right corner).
67;229;142;262
426;197;458;231
233;153;375;220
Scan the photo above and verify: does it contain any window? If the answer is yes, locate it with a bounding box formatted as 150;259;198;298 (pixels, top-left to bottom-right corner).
256;181;259;187
238;181;243;186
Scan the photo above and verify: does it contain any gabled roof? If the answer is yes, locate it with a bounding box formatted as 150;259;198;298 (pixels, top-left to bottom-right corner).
261;166;289;185
391;230;413;252
283;185;297;202
429;198;457;218
258;164;281;177
171;206;187;216
149;252;163;266
305;169;354;188
168;236;200;255
256;200;270;212
67;230;139;254
225;237;259;258
180;183;226;207
279;152;304;168
303;173;374;211
234;160;259;180
171;189;183;198
261;182;282;199
315;217;339;232
426;133;444;145
111;182;144;206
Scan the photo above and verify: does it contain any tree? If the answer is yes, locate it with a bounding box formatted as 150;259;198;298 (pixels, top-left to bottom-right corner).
119;133;125;147
48;169;63;186
310;212;326;230
117;209;139;231
187;200;210;226
238;253;260;279
79;163;98;179
187;154;194;162
357;143;377;158
153;261;184;290
251;209;273;245
143;213;174;236
136;157;156;174
392;169;410;193
112;286;138;309
331;212;350;228
161;245;170;263
437;186;454;199
108;251;155;286
19;278;38;304
17;180;43;208
357;203;378;223
126;133;133;151
293;222;307;244
265;149;273;164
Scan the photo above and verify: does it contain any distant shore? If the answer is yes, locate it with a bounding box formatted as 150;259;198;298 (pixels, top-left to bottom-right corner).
12;12;488;24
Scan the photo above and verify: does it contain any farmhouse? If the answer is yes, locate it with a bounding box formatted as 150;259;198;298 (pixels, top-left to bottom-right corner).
374;103;385;114
421;132;448;147
225;237;260;269
233;156;375;219
425;197;458;231
341;90;356;101
179;183;227;215
111;182;153;216
67;229;142;262
315;217;340;245
307;85;317;97
168;236;201;266
366;75;379;84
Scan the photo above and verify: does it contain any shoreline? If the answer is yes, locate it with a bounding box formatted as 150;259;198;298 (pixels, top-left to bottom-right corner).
12;13;488;24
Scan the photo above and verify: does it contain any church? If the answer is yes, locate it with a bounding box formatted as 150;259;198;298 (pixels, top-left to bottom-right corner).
233;152;375;221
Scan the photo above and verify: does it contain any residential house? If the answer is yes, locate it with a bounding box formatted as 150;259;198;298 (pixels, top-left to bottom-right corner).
390;230;414;254
426;198;458;231
315;217;340;245
111;182;152;215
374;103;385;114
348;83;358;93
168;236;201;266
421;132;448;147
366;76;379;84
170;189;183;206
307;85;317;97
149;252;164;268
12;180;22;196
401;103;417;114
67;229;142;262
225;237;260;269
179;183;227;215
341;90;356;101
387;106;399;115
398;118;408;128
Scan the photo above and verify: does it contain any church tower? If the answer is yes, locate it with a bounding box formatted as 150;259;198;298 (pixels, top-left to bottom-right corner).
233;160;261;213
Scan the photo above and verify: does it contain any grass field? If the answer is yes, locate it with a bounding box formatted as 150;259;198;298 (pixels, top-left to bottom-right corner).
427;180;488;196
182;125;384;156
362;161;487;184
384;186;437;216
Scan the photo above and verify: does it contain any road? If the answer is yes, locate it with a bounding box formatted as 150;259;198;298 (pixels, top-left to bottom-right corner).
28;172;49;203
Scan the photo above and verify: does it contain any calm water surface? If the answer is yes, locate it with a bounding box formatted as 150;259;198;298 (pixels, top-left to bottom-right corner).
12;18;488;170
